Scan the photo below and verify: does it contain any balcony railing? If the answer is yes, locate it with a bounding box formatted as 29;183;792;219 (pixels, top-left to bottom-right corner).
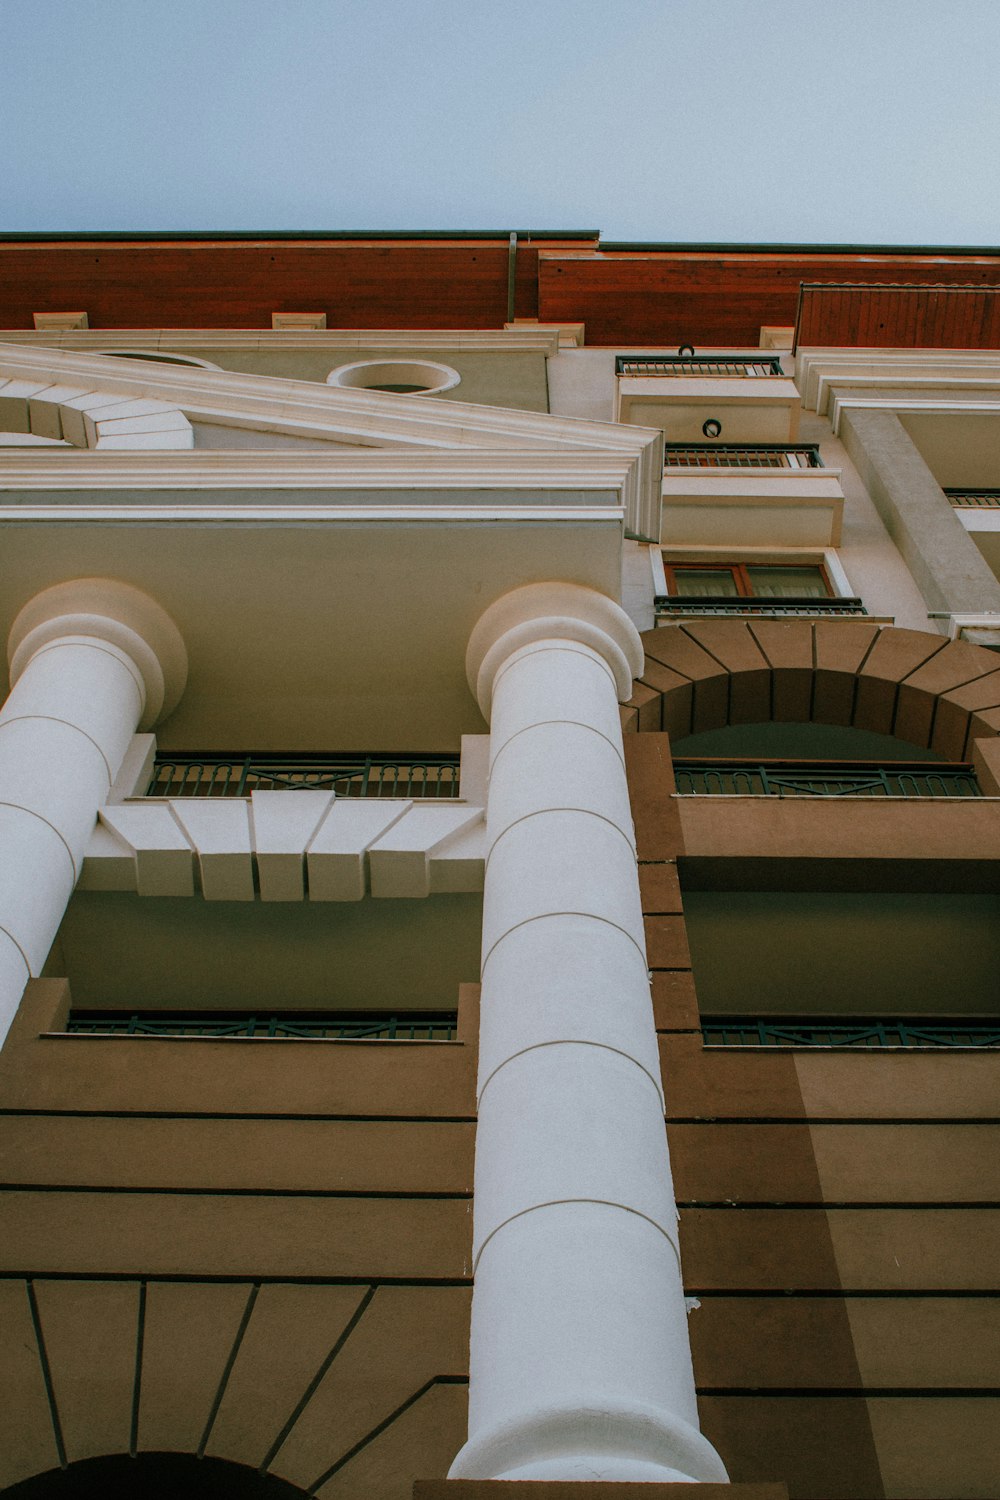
673;759;981;797
945;489;1000;508
616;355;784;378
65;1010;458;1040
663;442;823;469
655;596;867;619
703;1017;1000;1048
146;754;462;799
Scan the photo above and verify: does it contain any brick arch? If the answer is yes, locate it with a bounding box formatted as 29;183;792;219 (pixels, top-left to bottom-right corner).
623;619;1000;761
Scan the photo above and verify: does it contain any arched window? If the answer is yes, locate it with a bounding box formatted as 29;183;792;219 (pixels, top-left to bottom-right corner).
94;351;222;371
0;1452;309;1500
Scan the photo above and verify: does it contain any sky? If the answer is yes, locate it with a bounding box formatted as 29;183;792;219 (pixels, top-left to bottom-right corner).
3;0;999;244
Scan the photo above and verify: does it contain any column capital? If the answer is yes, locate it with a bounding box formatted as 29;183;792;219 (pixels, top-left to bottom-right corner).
466;584;644;719
7;579;187;729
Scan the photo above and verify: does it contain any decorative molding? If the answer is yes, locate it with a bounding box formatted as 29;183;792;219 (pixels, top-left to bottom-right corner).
0;342;661;539
33;311;88;331
796;348;1000;421
0;326;563;354
271;312;327;330
0;447;635;491
466;582;644;713
87;793;487;900
0;373;192;450
8;578;188;728
504;320;585;348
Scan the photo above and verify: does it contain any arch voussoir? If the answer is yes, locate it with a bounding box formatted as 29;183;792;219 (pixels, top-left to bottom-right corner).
627;621;1000;760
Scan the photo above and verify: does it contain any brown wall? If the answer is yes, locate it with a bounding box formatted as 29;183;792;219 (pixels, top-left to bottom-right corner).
626;729;1000;1500
0;980;477;1499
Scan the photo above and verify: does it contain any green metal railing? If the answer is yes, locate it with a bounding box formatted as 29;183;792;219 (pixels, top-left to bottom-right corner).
663;443;823;469
703;1017;1000;1048
945;489;1000;508
673;759;980;797
147;754;462;799
655;597;867;619
65;1011;458;1040
616;355;784;378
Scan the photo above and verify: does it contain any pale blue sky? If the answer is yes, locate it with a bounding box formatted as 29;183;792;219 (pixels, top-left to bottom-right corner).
3;0;998;243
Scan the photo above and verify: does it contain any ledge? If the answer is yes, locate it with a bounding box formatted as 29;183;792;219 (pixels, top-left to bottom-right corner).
661;469;844;547
677;794;1000;891
415;1485;787;1500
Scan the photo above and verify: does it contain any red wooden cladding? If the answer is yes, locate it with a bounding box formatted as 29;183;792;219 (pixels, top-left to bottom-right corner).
536;251;1000;346
795;282;1000;349
3;237;1000;345
0;238;581;331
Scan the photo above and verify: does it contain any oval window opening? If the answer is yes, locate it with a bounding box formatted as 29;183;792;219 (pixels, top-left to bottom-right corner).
326;360;460;396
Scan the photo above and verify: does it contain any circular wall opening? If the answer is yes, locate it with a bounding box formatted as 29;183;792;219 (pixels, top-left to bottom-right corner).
326;360;460;395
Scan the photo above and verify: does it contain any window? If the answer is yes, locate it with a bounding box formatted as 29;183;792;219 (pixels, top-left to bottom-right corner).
663;562;832;598
326;359;461;395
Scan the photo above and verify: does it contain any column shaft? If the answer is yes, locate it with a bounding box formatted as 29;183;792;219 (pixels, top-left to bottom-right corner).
0;635;147;1038
451;634;726;1484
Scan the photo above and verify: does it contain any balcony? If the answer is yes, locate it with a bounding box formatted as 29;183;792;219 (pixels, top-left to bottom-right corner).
660;438;842;546
65;1009;458;1040
663;442;823;469
146;752;462;799
673;759;981;798
702;1016;1000;1048
616;353;801;444
655;596;866;620
616;356;785;379
946;489;1000;508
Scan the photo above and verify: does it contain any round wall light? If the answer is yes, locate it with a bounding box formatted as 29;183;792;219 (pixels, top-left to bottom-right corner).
702;418;723;438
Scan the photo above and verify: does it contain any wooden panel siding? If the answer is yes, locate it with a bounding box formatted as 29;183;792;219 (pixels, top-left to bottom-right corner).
0;237;591;331
537;250;1000;346
4;237;1000;344
795;282;1000;351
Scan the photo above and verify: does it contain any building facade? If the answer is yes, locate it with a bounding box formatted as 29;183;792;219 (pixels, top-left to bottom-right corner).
0;234;998;1500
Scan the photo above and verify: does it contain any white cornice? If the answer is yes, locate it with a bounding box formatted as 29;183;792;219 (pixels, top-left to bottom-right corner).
0;327;563;355
829;395;1000;434
0;449;635;491
0;342;664;540
796;348;1000;422
0;505;624;524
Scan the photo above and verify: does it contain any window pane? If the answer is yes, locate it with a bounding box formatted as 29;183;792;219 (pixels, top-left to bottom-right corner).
746;566;829;598
671;568;740;597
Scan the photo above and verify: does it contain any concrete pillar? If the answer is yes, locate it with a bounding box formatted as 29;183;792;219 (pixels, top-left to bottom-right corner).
0;580;186;1040
840;407;1000;618
450;584;726;1485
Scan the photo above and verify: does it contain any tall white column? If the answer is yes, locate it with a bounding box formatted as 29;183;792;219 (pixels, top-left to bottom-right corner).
450;584;727;1485
0;580;186;1040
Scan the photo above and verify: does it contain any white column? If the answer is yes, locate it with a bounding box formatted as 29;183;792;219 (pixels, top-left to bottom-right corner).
0;580;186;1040
450;584;727;1485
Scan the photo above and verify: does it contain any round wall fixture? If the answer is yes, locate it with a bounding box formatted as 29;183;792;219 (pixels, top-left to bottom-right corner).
326;359;461;395
678;344;695;357
702;418;723;438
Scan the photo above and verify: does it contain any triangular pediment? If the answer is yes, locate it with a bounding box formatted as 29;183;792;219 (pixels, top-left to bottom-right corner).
0;341;663;539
